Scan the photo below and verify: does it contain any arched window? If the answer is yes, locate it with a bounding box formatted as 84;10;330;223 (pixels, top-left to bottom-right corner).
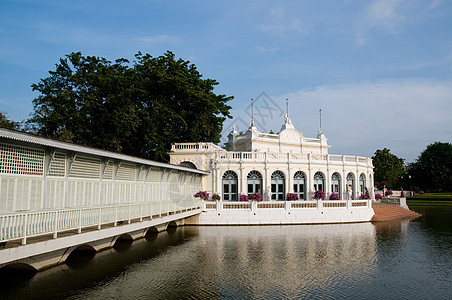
222;170;238;201
359;173;366;195
271;170;285;200
313;172;325;192
346;173;355;199
179;161;197;169
247;170;262;194
331;172;341;195
293;171;306;200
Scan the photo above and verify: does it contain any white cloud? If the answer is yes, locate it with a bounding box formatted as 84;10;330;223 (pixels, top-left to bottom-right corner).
365;0;405;29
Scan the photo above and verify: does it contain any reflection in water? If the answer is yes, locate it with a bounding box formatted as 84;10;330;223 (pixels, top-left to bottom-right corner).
2;206;452;300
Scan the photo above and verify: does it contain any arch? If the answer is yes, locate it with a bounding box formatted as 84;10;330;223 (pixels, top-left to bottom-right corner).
147;226;160;233
0;263;37;283
116;233;133;241
114;234;133;252
222;170;238;201
346;173;355;199
293;171;306;200
331;172;341;196
167;220;178;228
65;244;97;267
247;170;263;194
359;173;366;195
271;170;285;200
313;171;325;192
179;161;197;169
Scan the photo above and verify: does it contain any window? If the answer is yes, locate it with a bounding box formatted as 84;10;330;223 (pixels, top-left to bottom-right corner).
271;170;285;200
247;170;262;194
331;172;341;195
359;173;366;195
293;171;306;200
313;172;325;192
222;170;238;201
346;173;355;199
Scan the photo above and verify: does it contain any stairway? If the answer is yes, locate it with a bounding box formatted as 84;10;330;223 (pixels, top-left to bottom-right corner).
371;203;421;222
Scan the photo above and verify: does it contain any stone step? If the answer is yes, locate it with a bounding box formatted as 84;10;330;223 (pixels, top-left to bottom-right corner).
371;204;421;222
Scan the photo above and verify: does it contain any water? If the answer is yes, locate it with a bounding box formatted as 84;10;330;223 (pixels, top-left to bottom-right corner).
2;206;451;299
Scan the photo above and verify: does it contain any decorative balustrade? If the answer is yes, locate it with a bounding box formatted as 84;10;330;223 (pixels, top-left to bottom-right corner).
171;142;223;152
0;199;202;245
214;151;372;166
203;199;370;211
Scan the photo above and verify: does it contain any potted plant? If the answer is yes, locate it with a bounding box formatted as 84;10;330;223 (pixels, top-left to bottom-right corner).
359;187;371;199
194;191;209;201
212;193;221;201
329;192;340;200
313;190;325;200
248;193;262;202
286;193;299;201
375;193;383;200
239;194;249;202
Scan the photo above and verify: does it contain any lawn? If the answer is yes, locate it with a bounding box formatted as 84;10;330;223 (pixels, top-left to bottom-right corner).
407;192;452;206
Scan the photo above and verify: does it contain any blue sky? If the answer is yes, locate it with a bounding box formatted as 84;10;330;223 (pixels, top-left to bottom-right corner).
1;0;451;162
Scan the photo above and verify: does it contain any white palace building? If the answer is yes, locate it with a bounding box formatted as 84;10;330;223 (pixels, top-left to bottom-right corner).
170;114;375;225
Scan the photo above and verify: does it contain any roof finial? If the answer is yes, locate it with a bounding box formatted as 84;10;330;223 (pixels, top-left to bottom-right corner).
286;98;289;116
317;109;323;137
250;99;255;127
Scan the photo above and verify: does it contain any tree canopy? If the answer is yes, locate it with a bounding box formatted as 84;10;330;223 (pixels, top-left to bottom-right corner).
407;142;452;192
372;148;405;189
28;51;233;161
0;112;20;130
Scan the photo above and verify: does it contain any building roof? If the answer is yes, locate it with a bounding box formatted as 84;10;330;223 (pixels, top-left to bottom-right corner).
0;127;209;175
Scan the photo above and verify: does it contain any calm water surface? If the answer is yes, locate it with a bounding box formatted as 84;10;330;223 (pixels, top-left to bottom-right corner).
2;205;451;299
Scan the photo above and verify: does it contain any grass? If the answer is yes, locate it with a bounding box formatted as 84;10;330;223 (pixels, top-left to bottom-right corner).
407;192;452;206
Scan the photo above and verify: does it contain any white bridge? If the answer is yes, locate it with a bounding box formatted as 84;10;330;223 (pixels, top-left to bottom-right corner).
0;127;206;271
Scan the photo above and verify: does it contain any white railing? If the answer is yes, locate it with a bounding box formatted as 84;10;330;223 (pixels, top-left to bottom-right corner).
203;199;371;211
215;152;372;166
0;199;202;245
171;142;224;152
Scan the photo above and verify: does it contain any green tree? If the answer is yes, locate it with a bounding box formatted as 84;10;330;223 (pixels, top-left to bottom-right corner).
372;148;405;189
408;142;452;192
0;112;20;129
28;51;233;161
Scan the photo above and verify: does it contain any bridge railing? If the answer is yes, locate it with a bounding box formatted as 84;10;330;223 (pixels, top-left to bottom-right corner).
0;199;202;245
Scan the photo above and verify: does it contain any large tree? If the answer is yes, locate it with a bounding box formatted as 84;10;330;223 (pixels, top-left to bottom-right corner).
0;112;20;129
407;142;452;192
372;148;405;189
28;51;233;161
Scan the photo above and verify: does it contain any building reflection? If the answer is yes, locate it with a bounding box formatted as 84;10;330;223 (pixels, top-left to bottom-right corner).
190;223;378;297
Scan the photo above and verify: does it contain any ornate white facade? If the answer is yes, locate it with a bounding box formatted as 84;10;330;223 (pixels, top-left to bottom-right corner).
170;115;374;201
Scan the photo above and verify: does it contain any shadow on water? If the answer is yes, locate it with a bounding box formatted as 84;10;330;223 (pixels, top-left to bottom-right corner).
2;226;199;300
0;264;38;288
65;245;97;268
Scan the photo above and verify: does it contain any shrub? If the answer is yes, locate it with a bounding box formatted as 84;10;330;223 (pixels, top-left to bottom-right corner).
194;191;209;201
286;193;299;201
240;194;249;201
329;192;340;200
313;190;325;200
359;187;371;199
248;193;262;201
